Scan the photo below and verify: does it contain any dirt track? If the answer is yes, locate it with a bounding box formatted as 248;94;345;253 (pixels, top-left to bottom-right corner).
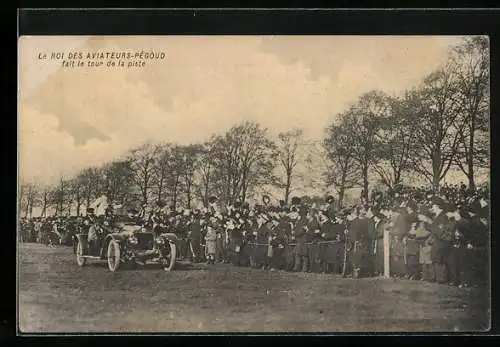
18;243;490;333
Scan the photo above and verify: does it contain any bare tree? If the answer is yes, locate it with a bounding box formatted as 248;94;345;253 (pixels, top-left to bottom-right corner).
347;91;389;200
195;139;217;207
151;143;171;206
68;177;84;216
372;94;418;190
129;143;159;207
276;128;304;205
450;36;490;190
101;160;134;206
165;145;185;210
210;121;277;205
179;144;202;209
76;167;102;209
39;187;51;217
51;176;69;216
408;66;464;192
324;117;361;208
19;182;39;218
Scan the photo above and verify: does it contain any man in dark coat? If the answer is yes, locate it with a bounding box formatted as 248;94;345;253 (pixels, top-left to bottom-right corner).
392;201;417;238
429;197;452;284
403;229;421;280
189;216;204;262
320;211;346;274
306;209;323;273
324;195;337;219
292;209;309;272
269;216;286;270
346;207;371;278
445;211;467;287
253;213;272;269
276;209;295;271
229;217;245;266
371;213;387;276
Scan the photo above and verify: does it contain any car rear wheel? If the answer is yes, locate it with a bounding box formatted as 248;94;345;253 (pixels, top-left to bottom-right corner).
76;242;87;267
107;240;121;272
163;242;176;272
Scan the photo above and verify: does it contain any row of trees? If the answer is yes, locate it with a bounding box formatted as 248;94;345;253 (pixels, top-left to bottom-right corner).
325;36;489;202
18;36;489;217
19;124;308;217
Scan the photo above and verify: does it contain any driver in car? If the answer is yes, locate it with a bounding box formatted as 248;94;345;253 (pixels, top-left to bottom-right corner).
103;207;117;233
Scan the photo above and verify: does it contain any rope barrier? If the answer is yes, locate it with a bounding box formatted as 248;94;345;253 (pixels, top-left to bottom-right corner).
247;242;270;246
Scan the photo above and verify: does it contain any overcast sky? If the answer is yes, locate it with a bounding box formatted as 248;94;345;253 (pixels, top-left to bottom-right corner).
19;35;466;187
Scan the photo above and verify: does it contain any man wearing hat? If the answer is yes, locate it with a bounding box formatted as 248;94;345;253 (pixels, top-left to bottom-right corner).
290;197;302;213
275;207;294;271
445;207;469;287
319;210;346;274
228;216;245;267
429;196;452;284
268;214;286;271
306;208;323;273
292;208;309;272
82;208;96;239
392;200;418;238
186;212;202;263
371;212;389;277
85;208;101;253
252;213;272;269
204;221;217;265
262;195;271;210
324;195;337;219
208;196;219;216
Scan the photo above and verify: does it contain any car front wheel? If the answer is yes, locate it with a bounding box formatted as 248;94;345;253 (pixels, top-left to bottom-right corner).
162;242;177;272
107;240;121;272
76;241;87;267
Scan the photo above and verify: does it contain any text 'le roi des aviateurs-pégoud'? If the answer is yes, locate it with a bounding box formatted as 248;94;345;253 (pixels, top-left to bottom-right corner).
38;51;167;68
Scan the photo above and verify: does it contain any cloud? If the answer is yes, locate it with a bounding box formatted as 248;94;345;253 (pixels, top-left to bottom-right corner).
19;36;464;186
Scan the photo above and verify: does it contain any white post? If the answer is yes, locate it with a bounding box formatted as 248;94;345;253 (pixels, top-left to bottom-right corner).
383;227;390;278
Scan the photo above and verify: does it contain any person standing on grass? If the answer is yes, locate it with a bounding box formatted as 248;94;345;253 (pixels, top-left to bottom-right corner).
269;214;285;271
204;222;217;265
371;212;388;277
346;207;371;279
292;208;309;272
428;197;452;284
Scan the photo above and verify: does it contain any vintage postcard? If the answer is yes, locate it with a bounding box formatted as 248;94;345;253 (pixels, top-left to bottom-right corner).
18;35;490;333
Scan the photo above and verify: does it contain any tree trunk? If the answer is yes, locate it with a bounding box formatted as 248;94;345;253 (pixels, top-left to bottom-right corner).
172;176;179;210
284;171;292;205
203;183;209;207
41;196;47;218
362;165;369;200
157;173;164;205
142;182;148;207
467;115;476;191
186;182;192;209
337;186;345;209
432;175;440;194
432;150;442;193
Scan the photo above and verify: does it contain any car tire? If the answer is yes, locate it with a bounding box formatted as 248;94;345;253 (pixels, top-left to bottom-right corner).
76;241;87;267
107;240;121;272
163;242;177;272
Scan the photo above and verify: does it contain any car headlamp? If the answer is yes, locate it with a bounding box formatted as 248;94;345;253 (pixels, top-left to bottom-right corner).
155;238;165;245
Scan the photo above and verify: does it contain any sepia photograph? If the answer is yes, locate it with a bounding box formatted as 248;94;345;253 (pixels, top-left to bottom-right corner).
17;35;490;333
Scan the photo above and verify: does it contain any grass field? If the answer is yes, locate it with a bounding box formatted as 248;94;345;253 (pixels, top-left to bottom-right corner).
18;243;490;333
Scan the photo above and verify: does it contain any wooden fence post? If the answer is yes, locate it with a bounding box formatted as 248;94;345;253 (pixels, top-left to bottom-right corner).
383;227;390;278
